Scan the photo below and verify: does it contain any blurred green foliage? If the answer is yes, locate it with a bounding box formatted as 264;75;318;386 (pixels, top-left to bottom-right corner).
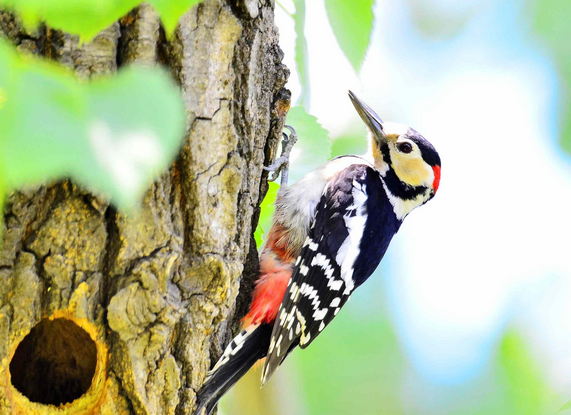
292;0;375;106
146;0;202;36
0;40;185;210
535;0;571;154
293;305;406;415
0;0;136;40
285;106;331;183
0;0;201;40
324;0;375;72
560;400;571;413
222;307;558;415
497;331;552;415
331;132;368;158
292;0;310;107
403;0;479;40
255;181;280;248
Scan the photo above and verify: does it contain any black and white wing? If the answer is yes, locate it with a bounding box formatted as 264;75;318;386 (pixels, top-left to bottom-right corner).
261;164;401;384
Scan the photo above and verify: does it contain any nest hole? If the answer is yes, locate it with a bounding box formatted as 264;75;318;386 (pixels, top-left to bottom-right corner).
9;318;97;406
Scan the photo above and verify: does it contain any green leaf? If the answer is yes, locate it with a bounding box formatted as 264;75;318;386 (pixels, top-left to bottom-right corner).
0;42;86;184
0;177;5;241
253;225;263;249
80;67;186;208
497;331;550;415
0;0;140;41
324;0;375;72
331;132;367;158
0;0;204;41
147;0;202;37
254;181;280;248
534;0;571;155
293;0;310;107
286;106;331;183
0;40;185;210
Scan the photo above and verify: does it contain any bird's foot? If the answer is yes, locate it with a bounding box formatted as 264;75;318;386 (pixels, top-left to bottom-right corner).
264;125;297;186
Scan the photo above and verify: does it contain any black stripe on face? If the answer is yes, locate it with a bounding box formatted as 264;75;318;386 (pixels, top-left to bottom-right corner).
380;143;392;165
384;169;429;200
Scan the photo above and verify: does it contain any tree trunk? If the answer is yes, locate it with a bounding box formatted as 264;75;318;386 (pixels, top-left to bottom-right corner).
0;1;290;414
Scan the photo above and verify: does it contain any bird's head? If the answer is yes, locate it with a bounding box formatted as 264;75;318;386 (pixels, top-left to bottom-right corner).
349;91;441;216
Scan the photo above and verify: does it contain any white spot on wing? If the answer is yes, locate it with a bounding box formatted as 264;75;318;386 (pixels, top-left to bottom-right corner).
313;308;327;320
290;282;299;300
276;334;283;355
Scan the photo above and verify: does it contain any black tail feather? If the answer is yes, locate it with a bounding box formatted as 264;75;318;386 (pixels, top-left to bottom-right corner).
195;324;273;415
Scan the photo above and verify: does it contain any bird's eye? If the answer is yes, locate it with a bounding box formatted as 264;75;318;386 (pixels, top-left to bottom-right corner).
398;142;413;154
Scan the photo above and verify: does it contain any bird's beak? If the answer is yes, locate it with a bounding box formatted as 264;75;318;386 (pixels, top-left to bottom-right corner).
348;90;387;144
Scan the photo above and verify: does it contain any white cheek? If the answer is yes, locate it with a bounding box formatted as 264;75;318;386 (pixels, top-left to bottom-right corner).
422;162;436;187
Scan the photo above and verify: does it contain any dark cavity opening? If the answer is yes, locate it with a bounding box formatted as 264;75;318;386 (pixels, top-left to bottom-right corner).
9;318;97;406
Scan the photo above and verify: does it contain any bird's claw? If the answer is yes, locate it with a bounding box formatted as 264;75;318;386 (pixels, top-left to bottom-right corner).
264;125;297;186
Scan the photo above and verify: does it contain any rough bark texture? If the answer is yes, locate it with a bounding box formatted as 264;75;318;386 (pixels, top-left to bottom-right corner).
0;1;290;414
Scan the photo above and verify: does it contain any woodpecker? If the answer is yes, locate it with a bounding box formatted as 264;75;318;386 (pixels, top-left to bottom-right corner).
195;91;441;415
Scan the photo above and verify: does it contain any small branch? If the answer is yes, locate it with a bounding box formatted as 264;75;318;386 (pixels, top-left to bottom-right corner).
276;1;294;18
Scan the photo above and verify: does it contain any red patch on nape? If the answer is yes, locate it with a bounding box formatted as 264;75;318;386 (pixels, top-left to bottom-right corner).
432;165;441;194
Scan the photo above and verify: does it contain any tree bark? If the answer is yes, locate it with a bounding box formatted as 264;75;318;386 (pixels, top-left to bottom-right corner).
0;1;290;414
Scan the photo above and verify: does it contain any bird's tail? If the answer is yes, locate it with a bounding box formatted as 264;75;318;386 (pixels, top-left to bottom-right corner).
194;323;273;415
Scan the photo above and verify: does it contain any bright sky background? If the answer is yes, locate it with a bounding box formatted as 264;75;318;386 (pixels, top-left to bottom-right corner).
276;0;571;397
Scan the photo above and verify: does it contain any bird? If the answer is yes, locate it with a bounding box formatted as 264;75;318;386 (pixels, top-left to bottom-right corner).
195;91;441;415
